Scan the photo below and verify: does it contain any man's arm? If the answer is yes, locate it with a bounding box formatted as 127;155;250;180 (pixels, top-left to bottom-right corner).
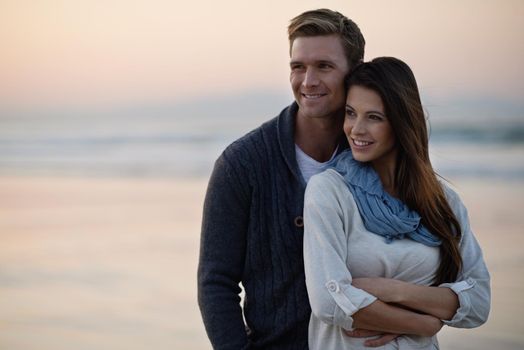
198;153;251;349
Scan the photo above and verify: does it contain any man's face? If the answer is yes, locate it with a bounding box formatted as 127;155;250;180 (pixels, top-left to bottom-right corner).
290;34;350;120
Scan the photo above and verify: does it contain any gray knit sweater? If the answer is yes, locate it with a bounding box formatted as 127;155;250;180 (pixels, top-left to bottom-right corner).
197;102;347;349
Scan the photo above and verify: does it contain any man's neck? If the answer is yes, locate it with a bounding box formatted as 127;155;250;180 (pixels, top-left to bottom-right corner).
294;111;344;162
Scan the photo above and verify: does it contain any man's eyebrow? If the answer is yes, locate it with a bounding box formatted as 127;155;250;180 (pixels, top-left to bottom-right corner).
317;59;336;65
289;59;338;66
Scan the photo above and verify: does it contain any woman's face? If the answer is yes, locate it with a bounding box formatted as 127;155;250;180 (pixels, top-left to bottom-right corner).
343;85;397;172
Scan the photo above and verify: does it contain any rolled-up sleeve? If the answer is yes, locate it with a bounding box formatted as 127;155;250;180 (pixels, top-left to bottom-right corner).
440;185;491;328
304;173;377;331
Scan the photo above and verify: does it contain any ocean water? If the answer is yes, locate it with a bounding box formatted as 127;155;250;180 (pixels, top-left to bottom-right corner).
1;96;524;350
1;94;523;180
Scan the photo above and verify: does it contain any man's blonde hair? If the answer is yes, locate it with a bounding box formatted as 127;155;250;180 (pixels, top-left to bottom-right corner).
288;9;365;69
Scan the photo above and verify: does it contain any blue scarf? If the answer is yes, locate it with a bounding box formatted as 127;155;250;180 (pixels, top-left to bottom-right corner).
331;150;441;247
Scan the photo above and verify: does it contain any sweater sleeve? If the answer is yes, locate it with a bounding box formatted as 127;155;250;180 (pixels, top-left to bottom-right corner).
304;171;377;331
439;185;491;328
197;151;251;349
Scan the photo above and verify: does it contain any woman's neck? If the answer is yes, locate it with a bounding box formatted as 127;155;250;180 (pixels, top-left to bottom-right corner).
372;159;397;197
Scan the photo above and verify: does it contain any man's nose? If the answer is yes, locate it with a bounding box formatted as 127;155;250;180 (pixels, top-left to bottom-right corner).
302;68;319;88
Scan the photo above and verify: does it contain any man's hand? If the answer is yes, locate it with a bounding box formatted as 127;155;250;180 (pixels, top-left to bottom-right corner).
343;329;400;347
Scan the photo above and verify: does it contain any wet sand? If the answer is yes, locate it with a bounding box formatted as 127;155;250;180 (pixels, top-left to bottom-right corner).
0;176;522;349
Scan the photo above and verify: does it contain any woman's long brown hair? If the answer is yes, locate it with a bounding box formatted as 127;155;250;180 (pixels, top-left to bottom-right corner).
345;57;462;285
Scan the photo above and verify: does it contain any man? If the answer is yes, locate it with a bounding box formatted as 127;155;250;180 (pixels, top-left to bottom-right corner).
198;9;365;349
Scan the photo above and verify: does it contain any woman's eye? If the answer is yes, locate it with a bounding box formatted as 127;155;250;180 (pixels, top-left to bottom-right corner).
369;114;383;121
345;110;356;118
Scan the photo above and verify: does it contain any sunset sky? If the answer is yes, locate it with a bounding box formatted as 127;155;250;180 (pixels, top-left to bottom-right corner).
1;0;523;113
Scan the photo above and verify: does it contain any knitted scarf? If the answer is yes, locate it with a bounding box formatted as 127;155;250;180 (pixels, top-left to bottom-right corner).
331;150;441;247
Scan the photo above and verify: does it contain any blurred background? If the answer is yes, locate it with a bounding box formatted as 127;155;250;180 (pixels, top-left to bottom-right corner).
1;0;523;349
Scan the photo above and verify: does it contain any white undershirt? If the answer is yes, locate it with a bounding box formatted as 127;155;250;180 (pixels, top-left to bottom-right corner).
295;144;339;183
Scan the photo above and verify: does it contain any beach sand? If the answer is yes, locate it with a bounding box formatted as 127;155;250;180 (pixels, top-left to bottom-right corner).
0;176;523;349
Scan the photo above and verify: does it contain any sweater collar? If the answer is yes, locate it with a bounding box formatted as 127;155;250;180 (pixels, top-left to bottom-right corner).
277;102;302;184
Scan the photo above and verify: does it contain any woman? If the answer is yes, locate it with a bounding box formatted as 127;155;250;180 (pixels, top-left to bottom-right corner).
303;57;490;349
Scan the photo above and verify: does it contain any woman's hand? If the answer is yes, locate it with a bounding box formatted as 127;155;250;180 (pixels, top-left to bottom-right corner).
344;329;400;347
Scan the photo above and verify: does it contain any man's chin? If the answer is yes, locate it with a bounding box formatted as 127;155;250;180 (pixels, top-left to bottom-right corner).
297;105;324;118
298;106;341;120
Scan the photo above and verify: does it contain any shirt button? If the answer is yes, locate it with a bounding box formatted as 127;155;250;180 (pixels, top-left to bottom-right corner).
326;280;340;293
294;216;304;228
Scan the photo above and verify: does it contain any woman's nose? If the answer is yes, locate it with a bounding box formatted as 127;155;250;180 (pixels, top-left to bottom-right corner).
350;117;366;135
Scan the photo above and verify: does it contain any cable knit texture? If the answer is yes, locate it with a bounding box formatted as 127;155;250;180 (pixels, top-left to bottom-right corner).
198;102;347;349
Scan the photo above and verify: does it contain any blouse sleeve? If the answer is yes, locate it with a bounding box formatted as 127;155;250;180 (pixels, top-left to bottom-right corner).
439;184;491;328
303;171;377;331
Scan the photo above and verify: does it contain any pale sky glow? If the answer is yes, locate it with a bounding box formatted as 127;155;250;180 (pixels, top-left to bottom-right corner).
1;0;523;110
